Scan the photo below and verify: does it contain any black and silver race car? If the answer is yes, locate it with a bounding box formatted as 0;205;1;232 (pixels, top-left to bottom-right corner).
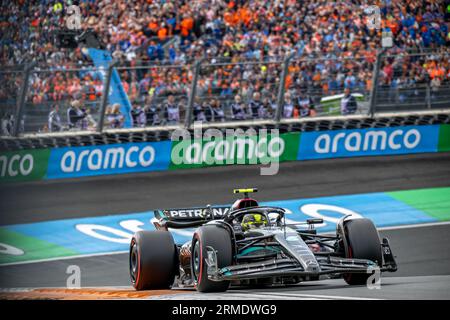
129;188;397;292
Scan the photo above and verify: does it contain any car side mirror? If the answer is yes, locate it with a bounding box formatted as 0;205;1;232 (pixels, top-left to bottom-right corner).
306;218;323;225
268;212;281;225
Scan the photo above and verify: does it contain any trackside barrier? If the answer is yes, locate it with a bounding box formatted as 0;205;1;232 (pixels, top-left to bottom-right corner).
298;125;439;160
46;141;172;179
0;149;49;182
1;124;449;183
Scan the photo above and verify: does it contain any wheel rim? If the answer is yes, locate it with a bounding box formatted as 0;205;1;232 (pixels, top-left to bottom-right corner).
192;240;201;281
130;241;138;283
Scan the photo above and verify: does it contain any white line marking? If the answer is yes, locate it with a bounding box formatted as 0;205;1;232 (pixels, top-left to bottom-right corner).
216;293;299;300
377;220;450;231
150;292;321;300
0;250;128;267
318;220;450;236
1;220;449;267
0;288;33;293
246;291;380;300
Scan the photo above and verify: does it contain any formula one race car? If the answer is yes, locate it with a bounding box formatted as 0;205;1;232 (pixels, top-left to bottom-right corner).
129;188;397;292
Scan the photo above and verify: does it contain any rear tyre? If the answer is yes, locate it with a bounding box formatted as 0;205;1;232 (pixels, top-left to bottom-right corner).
191;225;233;292
130;230;177;290
343;218;383;285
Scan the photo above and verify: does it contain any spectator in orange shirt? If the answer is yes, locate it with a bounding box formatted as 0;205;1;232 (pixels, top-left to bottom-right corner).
180;14;194;38
148;17;158;34
158;23;168;41
429;65;445;79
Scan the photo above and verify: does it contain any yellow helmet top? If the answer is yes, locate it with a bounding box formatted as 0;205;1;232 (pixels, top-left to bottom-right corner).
241;213;268;231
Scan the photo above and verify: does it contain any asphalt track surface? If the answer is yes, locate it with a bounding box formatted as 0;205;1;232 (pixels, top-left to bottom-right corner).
1;152;450;225
0;152;450;299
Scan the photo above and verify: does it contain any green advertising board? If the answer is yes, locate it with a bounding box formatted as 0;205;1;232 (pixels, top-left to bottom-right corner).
438;124;450;152
169;132;301;169
0;149;50;183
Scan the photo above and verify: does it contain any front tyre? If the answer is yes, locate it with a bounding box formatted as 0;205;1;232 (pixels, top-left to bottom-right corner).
191;225;233;292
130;231;178;290
343;218;383;285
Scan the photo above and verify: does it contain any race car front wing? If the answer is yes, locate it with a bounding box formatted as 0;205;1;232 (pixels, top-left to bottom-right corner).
205;237;397;281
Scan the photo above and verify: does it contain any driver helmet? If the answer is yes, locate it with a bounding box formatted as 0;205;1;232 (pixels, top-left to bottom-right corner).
241;213;268;231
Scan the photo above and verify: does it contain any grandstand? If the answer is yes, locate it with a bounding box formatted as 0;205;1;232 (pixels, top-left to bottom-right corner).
0;0;449;143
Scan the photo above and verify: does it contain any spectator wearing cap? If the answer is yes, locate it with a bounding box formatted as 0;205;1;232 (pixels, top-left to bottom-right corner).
257;100;269;119
67;100;86;130
297;93;315;117
1;113;13;136
48;104;62;132
105;104;124;129
262;96;276;119
341;88;358;115
193;99;207;122
211;99;225;122
231;95;246;120
248;92;264;119
131;104;146;127
201;100;214;122
282;93;295;118
144;103;161;126
163;95;180;125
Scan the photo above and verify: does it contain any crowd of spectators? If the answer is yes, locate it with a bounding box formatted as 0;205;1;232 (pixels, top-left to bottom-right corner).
0;0;449;134
376;46;450;104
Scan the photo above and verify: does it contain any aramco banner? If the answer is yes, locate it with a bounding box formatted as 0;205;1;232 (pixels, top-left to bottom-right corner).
1;125;449;182
298;125;441;160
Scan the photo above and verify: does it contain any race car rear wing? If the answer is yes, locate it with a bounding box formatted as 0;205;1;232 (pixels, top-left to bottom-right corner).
153;206;230;229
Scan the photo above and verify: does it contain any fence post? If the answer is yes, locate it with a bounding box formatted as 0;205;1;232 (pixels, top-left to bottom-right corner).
13;62;35;137
369;49;385;118
97;59;117;133
184;59;203;129
426;83;431;109
275;52;295;123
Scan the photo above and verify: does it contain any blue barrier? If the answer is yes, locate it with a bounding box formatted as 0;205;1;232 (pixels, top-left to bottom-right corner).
298;125;440;160
47;141;172;179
